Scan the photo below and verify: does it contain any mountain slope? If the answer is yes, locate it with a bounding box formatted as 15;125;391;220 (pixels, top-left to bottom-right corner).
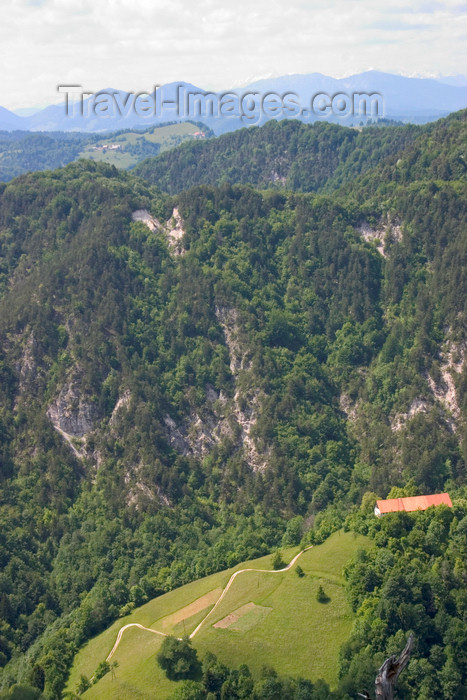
65;532;368;698
242;70;467;121
1;72;466;133
0;107;23;131
133;109;466;195
133;118;415;193
0;114;465;698
0;121;212;183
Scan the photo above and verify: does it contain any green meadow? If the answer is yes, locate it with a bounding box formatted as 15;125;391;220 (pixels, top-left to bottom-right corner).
66;531;369;699
78;122;204;168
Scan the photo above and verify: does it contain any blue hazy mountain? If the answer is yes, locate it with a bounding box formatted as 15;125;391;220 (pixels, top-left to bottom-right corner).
436;75;467;87
340;71;467;118
4;83;206;133
0;106;24;130
1;72;466;133
239;70;467;120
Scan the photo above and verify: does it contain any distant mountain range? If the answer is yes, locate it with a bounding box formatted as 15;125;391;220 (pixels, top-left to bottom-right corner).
436;74;467;87
1;71;466;134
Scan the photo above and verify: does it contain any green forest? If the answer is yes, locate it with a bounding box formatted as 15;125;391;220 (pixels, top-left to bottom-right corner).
133;110;466;194
0;109;466;699
0;121;212;182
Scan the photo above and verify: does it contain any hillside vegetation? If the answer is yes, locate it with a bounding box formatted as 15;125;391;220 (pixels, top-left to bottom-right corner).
0;110;465;699
66;532;368;699
0;121;211;182
133;109;467;195
77;122;210;170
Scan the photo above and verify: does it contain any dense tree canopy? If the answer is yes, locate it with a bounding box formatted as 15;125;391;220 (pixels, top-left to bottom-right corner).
0;110;465;698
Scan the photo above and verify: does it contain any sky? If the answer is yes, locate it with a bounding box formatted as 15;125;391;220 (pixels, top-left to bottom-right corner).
1;0;466;109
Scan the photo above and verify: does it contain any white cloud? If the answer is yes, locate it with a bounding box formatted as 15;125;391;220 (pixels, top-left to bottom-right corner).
1;0;466;108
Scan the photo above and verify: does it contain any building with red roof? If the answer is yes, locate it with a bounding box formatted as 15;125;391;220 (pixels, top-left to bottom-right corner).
374;493;452;516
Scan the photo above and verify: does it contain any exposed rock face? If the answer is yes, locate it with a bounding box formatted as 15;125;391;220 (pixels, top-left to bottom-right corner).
392;398;429;432
110;389;131;425
384;335;467;434
339;392;358;422
428;337;465;430
132;207;186;255
124;459;171;510
163;307;268;471
163;387;234;458
215;306;267;471
125;479;170;510
126;481;156;508
358;216;403;258
164;414;193;456
216;306;250;375
47;368;101;438
270;169;287;185
131;209;160;231
16;330;38;391
165;207;186;255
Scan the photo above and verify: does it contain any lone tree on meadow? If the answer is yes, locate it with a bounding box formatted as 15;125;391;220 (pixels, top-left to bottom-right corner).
157;635;201;681
316;584;329;603
271;551;285;570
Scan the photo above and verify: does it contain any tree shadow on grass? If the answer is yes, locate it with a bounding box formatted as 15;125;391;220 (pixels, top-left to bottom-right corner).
316;585;331;604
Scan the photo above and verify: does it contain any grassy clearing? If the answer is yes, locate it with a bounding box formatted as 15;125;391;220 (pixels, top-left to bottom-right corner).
65;549;297;696
160;588;222;631
193;531;366;684
66;531;369;699
218;602;273;632
78;122;204;168
78;626;175;700
195;570;348;684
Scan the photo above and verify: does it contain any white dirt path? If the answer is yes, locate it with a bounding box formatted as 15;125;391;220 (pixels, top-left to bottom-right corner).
107;623;169;662
105;545;313;662
189;546;313;638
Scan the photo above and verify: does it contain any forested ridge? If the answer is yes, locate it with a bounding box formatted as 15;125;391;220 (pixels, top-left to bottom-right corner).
0;121;212;182
0;110;466;699
133;109;466;195
0;132;87;182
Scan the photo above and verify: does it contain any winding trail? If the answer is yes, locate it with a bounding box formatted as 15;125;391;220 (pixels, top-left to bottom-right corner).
106;545;313;662
189;546;313;638
107;624;169;661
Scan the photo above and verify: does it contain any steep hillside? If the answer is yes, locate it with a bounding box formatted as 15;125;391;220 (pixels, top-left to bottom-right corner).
0;131;87;182
133;118;414;193
133;109;466;195
0;112;466;699
65;532;369;699
0;121;212;182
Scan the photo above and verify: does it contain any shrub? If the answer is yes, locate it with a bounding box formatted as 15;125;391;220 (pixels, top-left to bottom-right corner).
271;551;285;570
157;636;201;681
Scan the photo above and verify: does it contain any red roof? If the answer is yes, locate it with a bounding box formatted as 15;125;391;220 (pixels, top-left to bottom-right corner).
376;493;452;514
